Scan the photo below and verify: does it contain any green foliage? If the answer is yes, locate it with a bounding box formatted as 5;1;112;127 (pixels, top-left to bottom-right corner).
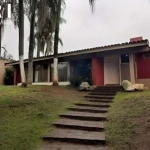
69;59;92;87
69;76;82;87
105;90;150;150
3;68;14;85
69;76;93;87
0;86;84;150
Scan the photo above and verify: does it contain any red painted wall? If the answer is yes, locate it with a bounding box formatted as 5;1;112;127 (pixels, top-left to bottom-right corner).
136;51;150;79
14;65;21;85
92;57;104;85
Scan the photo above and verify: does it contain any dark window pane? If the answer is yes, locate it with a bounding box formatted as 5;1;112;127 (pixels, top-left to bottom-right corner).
121;54;129;63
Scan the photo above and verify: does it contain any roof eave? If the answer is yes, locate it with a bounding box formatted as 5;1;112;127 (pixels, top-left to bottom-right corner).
5;40;149;66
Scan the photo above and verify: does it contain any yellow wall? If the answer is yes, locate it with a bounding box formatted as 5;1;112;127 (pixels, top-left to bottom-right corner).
0;60;8;85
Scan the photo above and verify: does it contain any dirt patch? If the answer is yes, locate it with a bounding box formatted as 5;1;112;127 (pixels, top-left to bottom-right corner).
40;86;86;96
128;110;150;150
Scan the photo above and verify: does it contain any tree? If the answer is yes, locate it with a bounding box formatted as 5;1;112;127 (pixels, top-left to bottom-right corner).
0;1;11;58
35;9;65;57
53;0;62;85
35;0;54;57
52;0;95;85
1;47;14;61
27;0;37;84
23;0;95;85
19;0;26;85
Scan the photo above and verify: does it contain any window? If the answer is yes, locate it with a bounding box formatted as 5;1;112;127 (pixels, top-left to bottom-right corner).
121;54;129;63
51;62;68;81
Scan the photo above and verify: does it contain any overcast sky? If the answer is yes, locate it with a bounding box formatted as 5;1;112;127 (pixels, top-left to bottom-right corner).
2;0;150;60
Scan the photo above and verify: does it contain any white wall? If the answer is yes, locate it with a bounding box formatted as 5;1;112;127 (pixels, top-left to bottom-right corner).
104;55;120;85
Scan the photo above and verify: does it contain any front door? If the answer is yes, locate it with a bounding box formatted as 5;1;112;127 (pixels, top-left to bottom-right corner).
104;55;120;85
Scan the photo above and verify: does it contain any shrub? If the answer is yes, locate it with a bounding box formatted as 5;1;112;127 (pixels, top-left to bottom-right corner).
69;76;82;87
4;68;14;85
69;76;93;87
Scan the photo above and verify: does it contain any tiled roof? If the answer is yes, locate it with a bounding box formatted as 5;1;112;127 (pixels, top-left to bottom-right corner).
6;39;149;65
58;39;148;54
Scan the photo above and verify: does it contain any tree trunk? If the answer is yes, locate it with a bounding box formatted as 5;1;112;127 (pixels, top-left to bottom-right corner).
28;0;37;84
37;37;40;57
19;0;26;84
53;0;61;85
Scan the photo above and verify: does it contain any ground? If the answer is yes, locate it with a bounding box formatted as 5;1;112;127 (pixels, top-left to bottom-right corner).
106;90;150;150
0;85;85;150
0;86;150;150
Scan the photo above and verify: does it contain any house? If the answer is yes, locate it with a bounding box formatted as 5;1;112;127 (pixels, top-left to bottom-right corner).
5;37;150;88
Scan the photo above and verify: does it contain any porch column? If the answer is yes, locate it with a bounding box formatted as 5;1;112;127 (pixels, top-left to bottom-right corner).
47;63;51;82
67;61;70;81
129;53;135;84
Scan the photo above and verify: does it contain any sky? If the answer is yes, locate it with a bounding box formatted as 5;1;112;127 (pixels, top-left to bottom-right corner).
2;0;150;60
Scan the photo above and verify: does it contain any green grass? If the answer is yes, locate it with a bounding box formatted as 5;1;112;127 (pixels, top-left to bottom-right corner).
0;85;85;150
105;90;150;150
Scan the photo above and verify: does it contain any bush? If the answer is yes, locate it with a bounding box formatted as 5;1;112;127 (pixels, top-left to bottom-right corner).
69;76;82;87
4;68;14;85
69;76;93;87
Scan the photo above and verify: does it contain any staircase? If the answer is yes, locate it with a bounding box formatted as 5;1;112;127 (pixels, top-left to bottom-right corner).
42;86;121;148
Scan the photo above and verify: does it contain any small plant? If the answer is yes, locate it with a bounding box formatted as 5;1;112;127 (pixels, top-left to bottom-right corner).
69;76;82;87
69;76;93;87
3;68;14;85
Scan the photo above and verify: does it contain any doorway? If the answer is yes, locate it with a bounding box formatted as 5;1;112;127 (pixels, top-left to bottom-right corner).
120;54;131;82
104;55;120;85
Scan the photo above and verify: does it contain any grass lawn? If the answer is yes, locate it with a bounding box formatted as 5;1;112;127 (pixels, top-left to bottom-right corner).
0;85;85;150
106;90;150;150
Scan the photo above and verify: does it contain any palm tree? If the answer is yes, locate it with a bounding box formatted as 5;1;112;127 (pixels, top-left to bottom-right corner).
53;0;62;85
52;0;96;85
19;0;26;85
26;0;95;85
0;1;11;58
35;16;65;57
27;0;37;84
35;0;54;57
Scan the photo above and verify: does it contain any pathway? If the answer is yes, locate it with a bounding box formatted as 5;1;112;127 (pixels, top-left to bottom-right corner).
39;86;121;150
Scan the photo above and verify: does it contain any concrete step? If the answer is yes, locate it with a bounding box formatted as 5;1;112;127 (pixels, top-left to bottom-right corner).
60;111;107;121
94;89;119;91
93;88;119;91
68;106;108;113
86;99;113;103
95;86;121;90
39;141;107;150
89;92;116;96
53;118;104;131
85;95;114;99
75;102;110;108
43;129;106;145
